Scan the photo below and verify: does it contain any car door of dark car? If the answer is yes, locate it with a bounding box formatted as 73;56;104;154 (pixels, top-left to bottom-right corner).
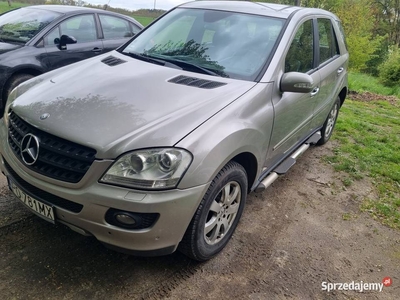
266;19;321;167
98;14;141;53
43;14;103;71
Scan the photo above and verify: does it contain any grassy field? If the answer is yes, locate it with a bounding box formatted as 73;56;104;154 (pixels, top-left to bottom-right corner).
0;1;27;13
326;73;400;229
131;15;154;26
349;72;400;98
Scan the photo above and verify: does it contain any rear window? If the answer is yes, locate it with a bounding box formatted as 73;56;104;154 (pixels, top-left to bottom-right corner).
336;20;347;50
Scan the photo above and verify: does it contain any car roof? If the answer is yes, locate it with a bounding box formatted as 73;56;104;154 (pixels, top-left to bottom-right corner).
179;1;337;20
24;5;104;14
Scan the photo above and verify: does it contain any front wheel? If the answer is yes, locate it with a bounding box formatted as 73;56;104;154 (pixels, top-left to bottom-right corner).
179;161;248;261
2;74;34;115
317;97;341;145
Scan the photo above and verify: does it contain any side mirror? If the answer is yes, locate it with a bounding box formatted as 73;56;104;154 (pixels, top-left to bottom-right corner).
280;72;314;93
58;34;77;50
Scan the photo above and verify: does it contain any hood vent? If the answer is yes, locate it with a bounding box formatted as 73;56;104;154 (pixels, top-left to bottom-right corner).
101;56;127;66
169;75;227;89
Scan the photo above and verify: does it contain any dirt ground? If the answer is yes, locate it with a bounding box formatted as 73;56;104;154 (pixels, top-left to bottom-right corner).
0;141;399;300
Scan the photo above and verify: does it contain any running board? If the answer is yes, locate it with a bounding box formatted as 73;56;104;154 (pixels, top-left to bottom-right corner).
255;131;321;192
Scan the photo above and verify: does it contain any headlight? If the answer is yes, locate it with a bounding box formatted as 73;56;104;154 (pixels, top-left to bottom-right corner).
100;148;192;190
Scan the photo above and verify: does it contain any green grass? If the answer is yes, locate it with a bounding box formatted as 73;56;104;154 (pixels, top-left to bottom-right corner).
325;94;400;229
349;72;400;98
0;2;27;13
131;15;155;26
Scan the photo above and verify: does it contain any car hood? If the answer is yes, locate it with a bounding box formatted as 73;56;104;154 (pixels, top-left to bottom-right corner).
11;51;256;159
0;42;23;54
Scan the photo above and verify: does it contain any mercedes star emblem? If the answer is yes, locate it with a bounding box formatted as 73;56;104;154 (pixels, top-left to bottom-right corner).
20;134;40;165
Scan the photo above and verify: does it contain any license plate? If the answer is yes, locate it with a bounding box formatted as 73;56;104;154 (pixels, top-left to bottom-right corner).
9;179;55;224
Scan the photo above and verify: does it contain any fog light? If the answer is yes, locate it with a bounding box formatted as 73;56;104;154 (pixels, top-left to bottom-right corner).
115;213;136;225
105;208;159;230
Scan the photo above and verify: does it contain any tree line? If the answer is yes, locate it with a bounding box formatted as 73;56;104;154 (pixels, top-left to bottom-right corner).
255;0;400;86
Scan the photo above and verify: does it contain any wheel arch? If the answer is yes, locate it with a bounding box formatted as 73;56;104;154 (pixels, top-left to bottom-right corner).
2;67;43;100
338;86;347;107
231;152;258;193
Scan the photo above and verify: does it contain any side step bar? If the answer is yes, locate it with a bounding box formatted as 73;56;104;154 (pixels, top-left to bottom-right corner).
255;131;321;192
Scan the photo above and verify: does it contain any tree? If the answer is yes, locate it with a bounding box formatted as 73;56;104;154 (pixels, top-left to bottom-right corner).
336;0;385;71
373;0;400;46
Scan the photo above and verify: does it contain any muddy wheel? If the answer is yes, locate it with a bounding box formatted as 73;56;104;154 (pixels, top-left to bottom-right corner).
317;97;340;145
179;161;247;261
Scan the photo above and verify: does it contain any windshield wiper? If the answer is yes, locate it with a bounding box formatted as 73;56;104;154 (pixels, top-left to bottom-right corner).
150;56;221;77
124;51;165;66
124;52;182;70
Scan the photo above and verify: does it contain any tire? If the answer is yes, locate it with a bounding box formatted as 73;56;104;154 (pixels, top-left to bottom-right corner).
2;74;34;115
179;161;248;261
317;97;341;145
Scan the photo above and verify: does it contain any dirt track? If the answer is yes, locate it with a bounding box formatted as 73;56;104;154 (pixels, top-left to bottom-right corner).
0;142;399;300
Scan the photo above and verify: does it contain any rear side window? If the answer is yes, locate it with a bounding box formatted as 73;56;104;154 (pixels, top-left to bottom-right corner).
99;14;136;39
336;20;348;50
285;19;314;73
318;18;340;64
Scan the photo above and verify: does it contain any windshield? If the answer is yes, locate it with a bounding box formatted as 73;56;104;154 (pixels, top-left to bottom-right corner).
121;8;285;81
0;7;60;43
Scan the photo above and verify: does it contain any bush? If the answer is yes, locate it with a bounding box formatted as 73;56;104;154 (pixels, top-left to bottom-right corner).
379;47;400;87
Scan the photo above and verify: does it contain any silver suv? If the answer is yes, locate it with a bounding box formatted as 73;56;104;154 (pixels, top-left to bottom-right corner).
0;1;348;261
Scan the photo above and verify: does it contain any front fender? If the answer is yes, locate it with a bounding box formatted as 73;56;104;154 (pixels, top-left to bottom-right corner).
177;82;275;189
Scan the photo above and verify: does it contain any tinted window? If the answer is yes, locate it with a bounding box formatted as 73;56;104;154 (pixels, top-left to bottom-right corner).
318;18;340;64
45;14;97;45
0;7;60;43
99;15;135;39
285;20;314;73
122;8;285;81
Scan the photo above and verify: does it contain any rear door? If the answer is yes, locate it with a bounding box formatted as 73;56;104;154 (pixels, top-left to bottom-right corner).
99;14;142;53
266;19;321;166
43;14;104;71
311;17;346;129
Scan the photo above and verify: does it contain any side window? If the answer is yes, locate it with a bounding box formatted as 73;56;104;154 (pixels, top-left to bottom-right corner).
99;15;134;39
318;18;340;64
44;14;97;45
285;19;314;73
44;26;60;45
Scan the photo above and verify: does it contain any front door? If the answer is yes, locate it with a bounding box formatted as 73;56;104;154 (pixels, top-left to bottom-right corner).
43;14;103;71
267;19;320;167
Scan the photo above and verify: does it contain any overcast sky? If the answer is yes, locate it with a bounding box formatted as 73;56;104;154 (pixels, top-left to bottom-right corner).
86;0;190;11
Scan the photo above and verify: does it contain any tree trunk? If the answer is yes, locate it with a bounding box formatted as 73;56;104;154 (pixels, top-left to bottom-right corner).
7;0;12;7
295;0;301;6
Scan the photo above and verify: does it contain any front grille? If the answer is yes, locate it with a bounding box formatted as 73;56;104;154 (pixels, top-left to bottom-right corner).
4;159;83;213
8;111;96;183
168;75;227;89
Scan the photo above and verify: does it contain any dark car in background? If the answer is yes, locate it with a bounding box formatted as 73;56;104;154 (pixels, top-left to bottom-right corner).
0;5;143;114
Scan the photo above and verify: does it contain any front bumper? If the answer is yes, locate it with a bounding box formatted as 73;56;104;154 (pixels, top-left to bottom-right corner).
0;122;208;256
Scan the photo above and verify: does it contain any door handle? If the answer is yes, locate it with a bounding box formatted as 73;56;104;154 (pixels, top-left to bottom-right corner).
337;67;344;75
92;47;103;53
310;87;320;96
